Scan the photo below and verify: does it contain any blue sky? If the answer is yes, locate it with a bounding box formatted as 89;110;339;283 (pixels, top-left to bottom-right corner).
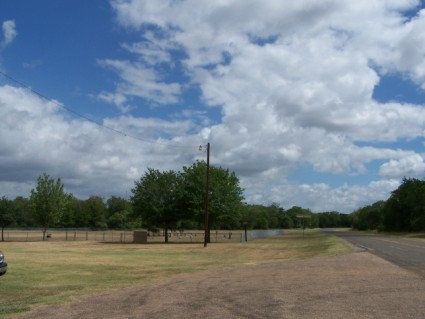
1;0;425;213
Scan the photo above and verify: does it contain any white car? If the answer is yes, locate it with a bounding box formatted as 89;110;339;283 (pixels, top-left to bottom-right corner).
0;250;7;276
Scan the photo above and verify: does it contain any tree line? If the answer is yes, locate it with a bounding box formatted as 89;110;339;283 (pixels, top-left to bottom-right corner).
8;162;423;241
0;161;354;242
351;178;425;232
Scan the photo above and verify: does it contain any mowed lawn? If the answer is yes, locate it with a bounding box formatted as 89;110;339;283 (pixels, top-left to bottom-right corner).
0;229;350;318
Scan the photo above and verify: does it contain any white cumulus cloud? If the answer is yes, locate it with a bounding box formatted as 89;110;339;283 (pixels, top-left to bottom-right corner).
104;0;425;212
2;1;425;213
0;85;200;200
379;154;425;178
1;20;17;48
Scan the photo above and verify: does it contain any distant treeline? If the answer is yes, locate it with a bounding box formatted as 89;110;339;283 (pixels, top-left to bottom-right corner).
2;175;424;234
0;194;350;231
242;204;351;229
0;166;351;240
351;178;425;232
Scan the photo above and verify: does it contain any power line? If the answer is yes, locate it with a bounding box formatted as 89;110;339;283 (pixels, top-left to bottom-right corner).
0;70;197;150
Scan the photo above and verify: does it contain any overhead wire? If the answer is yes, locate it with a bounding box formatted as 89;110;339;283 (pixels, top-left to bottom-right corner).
0;70;200;150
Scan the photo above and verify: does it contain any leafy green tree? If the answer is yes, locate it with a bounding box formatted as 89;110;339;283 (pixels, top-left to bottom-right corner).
106;196;139;229
240;203;292;230
11;196;33;227
267;203;283;229
70;198;91;227
351;201;384;231
180;162;205;225
0;196;14;241
283;206;301;228
107;196;129;216
318;211;339;228
58;195;80;228
317;211;351;228
286;206;313;228
30;173;68;240
81;196;107;229
309;212;319;228
241;205;269;229
181;161;244;241
132;169;184;243
383;178;425;231
208;164;244;230
280;213;294;229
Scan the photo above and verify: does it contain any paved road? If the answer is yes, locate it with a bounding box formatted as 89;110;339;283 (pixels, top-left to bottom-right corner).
323;229;425;277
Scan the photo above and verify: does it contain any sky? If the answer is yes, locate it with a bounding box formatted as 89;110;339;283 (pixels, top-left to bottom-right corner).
1;0;425;213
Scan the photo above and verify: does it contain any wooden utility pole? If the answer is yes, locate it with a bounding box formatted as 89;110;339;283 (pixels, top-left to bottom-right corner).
204;143;210;247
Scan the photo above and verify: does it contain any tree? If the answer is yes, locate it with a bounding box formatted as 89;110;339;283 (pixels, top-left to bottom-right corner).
267;203;283;229
107;196;129;216
12;196;33;227
208;164;244;230
241;205;269;229
30;173;68;240
351;201;384;231
0;196;14;241
383;178;425;231
81;196;107;229
317;211;351;228
131;168;184;243
240;203;295;229
286;206;313;228
280;213;294;229
106;196;138;229
58;195;80;228
181;161;244;241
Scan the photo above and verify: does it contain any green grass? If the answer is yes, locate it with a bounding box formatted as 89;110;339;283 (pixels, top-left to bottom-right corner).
0;229;349;318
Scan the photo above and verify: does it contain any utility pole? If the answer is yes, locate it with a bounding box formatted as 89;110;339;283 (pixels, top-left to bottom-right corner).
204;142;210;247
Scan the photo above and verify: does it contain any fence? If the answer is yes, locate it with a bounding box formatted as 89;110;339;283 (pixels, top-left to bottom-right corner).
1;229;134;243
1;229;243;244
240;229;284;242
1;229;284;243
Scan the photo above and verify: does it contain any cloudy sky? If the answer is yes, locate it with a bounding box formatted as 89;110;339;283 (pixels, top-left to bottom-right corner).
1;0;425;213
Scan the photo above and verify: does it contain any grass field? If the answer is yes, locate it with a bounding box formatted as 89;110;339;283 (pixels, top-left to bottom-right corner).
0;229;350;318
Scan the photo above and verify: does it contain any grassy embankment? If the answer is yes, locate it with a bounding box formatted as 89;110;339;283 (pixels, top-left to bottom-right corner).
0;229;350;318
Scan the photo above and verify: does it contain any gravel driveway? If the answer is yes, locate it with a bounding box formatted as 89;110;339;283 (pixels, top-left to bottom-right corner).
15;248;425;319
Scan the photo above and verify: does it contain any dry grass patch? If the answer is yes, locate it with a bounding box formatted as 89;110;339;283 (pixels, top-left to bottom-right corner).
0;229;349;318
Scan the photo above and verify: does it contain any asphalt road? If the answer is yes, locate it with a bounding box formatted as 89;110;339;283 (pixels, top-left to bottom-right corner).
323;229;425;277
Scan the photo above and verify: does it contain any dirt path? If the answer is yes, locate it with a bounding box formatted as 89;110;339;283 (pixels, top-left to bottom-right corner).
16;250;425;319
